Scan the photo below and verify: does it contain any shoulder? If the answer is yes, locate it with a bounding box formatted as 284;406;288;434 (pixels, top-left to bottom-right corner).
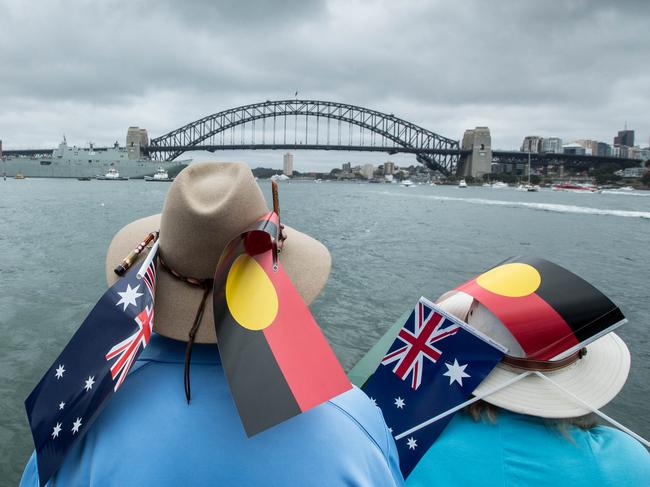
583;425;650;480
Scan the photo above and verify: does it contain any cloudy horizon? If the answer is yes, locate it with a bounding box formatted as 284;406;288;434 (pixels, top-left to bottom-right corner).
1;0;649;170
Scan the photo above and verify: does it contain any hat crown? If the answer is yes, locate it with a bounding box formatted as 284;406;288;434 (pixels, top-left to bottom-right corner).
159;162;268;279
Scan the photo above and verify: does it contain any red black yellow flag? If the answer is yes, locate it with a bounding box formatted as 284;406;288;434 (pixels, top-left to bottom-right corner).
212;212;351;436
456;257;625;360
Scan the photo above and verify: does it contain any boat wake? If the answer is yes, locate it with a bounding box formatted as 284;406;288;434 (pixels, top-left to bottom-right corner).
380;192;650;219
601;190;650;197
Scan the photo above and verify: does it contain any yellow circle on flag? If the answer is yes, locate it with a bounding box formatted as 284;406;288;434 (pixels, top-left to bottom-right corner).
476;263;541;297
226;254;279;330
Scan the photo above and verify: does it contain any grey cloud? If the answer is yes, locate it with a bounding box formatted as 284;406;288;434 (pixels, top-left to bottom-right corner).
0;0;648;158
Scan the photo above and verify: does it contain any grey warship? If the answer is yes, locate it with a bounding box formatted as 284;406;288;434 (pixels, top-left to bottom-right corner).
1;127;189;179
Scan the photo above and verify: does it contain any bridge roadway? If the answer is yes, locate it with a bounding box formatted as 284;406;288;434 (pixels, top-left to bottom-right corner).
2;145;639;170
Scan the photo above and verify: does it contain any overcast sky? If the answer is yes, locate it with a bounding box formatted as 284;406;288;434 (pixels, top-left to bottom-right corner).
1;0;648;170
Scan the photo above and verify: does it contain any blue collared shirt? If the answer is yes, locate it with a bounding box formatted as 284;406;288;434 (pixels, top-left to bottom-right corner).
20;334;404;487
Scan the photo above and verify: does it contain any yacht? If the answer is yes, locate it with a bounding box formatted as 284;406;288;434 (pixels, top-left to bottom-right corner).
458;179;468;188
401;179;414;187
492;181;508;188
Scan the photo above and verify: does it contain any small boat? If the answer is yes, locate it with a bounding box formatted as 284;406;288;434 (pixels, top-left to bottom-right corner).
552;182;600;193
482;182;492;187
516;183;539;192
97;168;128;181
618;186;635;191
15;172;26;180
401;179;414;187
77;177;92;181
492;181;508;188
458;179;468;188
145;167;174;182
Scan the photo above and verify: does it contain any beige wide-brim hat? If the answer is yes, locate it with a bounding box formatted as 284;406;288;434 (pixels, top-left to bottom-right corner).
105;162;331;344
438;292;631;418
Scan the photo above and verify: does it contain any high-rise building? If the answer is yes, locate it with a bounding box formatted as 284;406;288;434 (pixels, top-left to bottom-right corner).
521;136;544;153
360;164;374;179
614;129;634;147
542;137;563;154
383;161;395;175
596;142;611;157
342;162;351;173
283;152;294;176
562;143;586;155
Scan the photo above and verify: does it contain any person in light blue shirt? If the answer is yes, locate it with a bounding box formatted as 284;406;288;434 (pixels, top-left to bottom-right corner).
407;290;650;487
21;163;404;487
21;333;404;487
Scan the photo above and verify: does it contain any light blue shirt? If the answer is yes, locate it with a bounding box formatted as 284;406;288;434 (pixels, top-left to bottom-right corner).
407;408;650;487
20;334;404;487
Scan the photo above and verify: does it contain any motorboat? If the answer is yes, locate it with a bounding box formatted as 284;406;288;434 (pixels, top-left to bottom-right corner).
516;183;539;192
97;168;128;181
401;179;414;187
14;172;26;180
77;177;92;181
492;181;508;188
145;167;174;182
458;179;468;188
552;182;600;193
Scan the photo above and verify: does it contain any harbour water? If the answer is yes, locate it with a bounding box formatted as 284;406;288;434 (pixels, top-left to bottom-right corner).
1;177;649;484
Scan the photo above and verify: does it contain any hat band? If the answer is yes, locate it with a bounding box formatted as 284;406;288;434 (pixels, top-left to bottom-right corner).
501;348;586;371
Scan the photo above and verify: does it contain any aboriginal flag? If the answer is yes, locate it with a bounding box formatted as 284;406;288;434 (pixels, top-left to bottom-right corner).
456;257;625;360
213;212;351;436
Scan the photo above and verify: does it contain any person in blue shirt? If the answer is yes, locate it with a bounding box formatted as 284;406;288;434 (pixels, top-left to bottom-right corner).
20;163;404;487
407;290;650;487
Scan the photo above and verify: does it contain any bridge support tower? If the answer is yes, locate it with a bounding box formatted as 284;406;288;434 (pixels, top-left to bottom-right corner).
458;127;492;178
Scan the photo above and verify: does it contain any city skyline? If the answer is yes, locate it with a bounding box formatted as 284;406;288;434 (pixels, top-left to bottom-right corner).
1;0;649;171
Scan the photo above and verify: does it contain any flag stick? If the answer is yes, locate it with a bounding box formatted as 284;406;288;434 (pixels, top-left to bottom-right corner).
533;371;650;448
137;239;160;279
394;371;532;440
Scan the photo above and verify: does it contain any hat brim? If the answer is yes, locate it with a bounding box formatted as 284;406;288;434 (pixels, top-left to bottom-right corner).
474;332;630;418
105;214;331;344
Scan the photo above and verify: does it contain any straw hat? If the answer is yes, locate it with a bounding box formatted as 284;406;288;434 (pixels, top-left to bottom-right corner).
437;291;630;418
105;162;331;344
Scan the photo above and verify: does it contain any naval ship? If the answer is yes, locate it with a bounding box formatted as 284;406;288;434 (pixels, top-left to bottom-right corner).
1;127;189;179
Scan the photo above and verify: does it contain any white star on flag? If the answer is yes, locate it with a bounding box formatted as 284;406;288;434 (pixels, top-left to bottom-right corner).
369;397;377;406
58;402;65;411
407;437;417;450
71;417;82;434
394;397;406;409
54;364;65;379
443;359;471;386
115;284;143;311
51;423;62;439
84;376;95;391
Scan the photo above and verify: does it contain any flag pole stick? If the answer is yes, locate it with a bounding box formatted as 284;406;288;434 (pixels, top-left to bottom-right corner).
533;371;650;448
137;239;160;279
395;371;532;441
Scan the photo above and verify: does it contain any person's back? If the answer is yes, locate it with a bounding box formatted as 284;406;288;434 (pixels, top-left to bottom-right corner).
407;409;650;487
20;334;403;487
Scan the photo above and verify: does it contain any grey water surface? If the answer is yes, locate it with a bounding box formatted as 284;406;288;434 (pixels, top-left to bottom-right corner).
1;178;649;485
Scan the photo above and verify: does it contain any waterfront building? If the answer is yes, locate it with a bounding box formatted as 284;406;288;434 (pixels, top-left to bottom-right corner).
283;152;294;176
542;137;563;154
614;129;634;147
342;162;351;173
360;164;374;180
574;139;599;156
383;161;395;176
521;136;544;153
562;143;586;155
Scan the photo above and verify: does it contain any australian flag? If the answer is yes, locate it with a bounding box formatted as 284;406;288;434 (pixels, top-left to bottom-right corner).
25;257;157;486
363;297;506;478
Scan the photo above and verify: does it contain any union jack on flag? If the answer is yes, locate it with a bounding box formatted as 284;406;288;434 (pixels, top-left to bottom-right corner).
381;299;460;390
25;249;159;486
106;262;156;391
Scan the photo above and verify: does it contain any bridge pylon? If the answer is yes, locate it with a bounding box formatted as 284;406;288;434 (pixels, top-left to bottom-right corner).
458;127;492;178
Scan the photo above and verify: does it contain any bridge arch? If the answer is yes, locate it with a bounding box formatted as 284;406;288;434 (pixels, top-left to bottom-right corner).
147;100;460;174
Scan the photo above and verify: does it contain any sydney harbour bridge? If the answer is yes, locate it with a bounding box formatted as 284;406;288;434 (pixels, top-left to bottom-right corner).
3;99;639;177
